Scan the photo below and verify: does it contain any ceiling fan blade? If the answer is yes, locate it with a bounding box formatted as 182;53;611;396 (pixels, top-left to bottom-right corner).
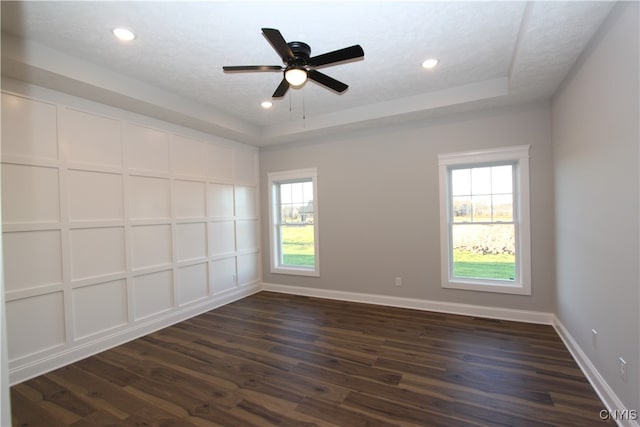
262;28;294;61
223;65;282;72
308;45;364;67
307;69;348;93
272;78;290;98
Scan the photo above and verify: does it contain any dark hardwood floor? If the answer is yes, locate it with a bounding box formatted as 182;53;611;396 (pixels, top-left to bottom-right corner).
11;291;613;426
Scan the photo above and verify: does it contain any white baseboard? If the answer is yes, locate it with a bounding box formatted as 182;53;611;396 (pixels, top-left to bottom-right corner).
553;316;639;427
262;282;554;324
9;283;261;385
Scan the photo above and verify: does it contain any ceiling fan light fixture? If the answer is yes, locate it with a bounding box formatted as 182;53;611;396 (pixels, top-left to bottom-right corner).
285;68;308;86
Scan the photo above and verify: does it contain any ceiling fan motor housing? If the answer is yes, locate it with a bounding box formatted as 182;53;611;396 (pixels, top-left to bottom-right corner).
288;42;311;59
287;41;311;69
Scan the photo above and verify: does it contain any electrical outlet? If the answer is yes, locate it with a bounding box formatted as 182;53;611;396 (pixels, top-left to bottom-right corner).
619;357;627;382
395;277;402;287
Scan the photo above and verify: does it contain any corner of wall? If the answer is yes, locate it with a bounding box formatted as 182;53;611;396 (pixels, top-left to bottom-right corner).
553;316;640;427
551;0;640;415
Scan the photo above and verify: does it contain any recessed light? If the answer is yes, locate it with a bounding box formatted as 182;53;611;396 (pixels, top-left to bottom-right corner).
261;101;273;109
112;27;136;42
422;58;439;69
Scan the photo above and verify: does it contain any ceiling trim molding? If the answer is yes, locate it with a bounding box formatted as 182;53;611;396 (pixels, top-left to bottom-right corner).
260;77;509;142
1;33;261;144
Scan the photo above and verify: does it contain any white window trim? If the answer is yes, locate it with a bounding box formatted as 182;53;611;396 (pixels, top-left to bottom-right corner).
438;145;531;295
268;168;320;277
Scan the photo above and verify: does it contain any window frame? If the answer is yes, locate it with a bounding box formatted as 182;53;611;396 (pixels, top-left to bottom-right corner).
268;168;320;277
438;145;531;295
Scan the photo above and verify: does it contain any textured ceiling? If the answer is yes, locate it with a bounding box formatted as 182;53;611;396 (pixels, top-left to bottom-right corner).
1;1;615;146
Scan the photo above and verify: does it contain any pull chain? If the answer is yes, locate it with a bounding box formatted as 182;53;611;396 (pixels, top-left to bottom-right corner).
302;87;306;128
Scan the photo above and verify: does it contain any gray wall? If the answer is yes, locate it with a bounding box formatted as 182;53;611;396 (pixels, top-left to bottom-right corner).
0;28;11;420
261;103;556;313
0;200;9;427
552;2;639;410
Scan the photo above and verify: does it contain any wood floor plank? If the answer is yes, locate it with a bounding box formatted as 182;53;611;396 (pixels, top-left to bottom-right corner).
268;344;403;385
290;362;455;416
11;291;612;426
133;334;351;406
67;410;127;427
452;400;558;427
400;372;605;427
17;376;94;418
296;396;400;427
343;390;483;427
233;399;318;427
74;357;140;388
11;387;71;427
375;356;556;404
128;371;241;414
269;333;379;367
50;364;200;426
11;382;82;426
238;389;338;427
121;385;192;419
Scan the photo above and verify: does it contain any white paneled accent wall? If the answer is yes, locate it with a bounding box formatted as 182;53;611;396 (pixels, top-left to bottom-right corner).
0;89;260;383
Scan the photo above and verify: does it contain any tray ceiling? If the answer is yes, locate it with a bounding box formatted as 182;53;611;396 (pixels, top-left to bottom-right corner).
1;1;614;146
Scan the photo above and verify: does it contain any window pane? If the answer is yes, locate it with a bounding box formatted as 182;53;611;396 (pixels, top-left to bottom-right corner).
280;224;315;267
452;196;472;222
492;165;513;194
299;201;314;224
451;223;515;281
291;182;304;204
451;169;471;196
280;183;292;204
471;167;491;194
280;204;293;223
302;181;313;203
471;195;491;221
492;194;513;222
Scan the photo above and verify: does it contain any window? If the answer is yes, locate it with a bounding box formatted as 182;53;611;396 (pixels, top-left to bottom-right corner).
438;145;531;295
268;168;319;276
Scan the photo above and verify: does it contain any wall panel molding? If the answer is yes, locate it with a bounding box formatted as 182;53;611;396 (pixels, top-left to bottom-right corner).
1;87;261;383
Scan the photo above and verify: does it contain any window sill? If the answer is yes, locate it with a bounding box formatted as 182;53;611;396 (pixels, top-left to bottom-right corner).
271;266;320;277
443;278;531;295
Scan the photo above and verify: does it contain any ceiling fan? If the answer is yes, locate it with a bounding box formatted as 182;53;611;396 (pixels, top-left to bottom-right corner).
223;28;364;98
